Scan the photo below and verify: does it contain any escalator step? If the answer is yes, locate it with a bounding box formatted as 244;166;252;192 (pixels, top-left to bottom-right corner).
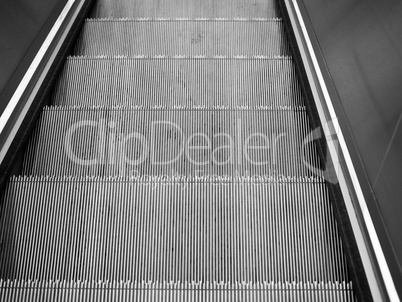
22;107;319;177
0;177;349;283
90;0;279;19
53;57;303;108
74;19;289;56
0;0;358;298
0;280;355;302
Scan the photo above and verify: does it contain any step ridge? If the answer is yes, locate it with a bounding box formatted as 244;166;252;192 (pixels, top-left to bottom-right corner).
67;55;292;60
42;105;307;111
0;279;354;289
74;20;289;56
90;0;279;19
0;280;355;302
85;17;284;22
46;105;306;110
8;175;325;183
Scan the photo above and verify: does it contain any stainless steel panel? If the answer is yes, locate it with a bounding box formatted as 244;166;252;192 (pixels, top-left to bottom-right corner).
299;0;402;294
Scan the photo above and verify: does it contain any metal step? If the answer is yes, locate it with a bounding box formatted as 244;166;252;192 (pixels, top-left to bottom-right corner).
0;177;349;283
90;0;279;19
73;19;289;56
52;57;303;108
0;0;357;298
0;280;355;302
22;107;319;177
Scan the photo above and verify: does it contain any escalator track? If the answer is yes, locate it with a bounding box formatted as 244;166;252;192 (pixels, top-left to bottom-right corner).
0;0;361;300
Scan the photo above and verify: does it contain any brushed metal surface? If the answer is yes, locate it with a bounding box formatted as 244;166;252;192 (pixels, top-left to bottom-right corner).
299;0;402;295
0;0;356;298
73;19;289;56
1;177;348;283
90;0;279;19
52;57;302;108
0;279;354;301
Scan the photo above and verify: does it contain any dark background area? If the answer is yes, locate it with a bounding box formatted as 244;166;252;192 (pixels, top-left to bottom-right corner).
299;0;402;296
0;0;66;115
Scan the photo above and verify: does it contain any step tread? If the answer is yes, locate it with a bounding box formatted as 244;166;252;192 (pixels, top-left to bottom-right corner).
86;18;283;21
0;179;349;283
42;106;306;111
90;0;279;19
74;19;289;56
52;57;303;108
22;108;320;177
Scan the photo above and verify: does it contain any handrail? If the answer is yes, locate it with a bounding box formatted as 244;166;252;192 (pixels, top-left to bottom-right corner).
281;0;400;301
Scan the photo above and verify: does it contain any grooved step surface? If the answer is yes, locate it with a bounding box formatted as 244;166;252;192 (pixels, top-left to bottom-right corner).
0;178;349;283
22;108;319;177
90;0;279;19
0;0;356;298
0;280;355;302
53;58;303;108
74;20;289;56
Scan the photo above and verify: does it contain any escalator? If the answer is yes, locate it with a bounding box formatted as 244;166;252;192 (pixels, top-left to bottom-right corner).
0;0;363;300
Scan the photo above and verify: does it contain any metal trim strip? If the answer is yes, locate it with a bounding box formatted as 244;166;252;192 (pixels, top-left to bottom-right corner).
282;0;400;301
0;0;81;164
